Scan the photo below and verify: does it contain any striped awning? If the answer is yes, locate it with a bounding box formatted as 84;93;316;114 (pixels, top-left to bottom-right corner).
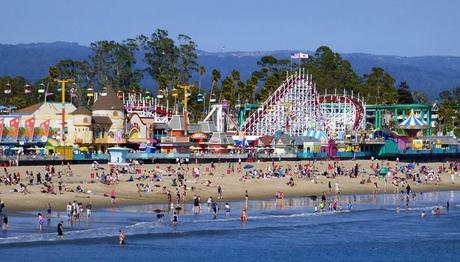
399;110;426;129
303;130;328;141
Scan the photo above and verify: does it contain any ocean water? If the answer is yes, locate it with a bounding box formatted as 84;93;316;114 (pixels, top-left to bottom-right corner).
0;191;459;262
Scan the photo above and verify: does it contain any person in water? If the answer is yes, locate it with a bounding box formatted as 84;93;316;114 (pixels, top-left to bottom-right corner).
172;212;178;226
57;221;64;239
240;208;248;222
225;203;231;216
2;214;8;231
38;213;44;231
421;211;426;218
119;230;125;245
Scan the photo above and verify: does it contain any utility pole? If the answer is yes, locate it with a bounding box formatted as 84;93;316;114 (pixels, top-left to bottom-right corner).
177;84;193;133
56;79;74;145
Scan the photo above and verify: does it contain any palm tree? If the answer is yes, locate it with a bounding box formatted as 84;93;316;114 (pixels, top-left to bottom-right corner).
208;69;221;112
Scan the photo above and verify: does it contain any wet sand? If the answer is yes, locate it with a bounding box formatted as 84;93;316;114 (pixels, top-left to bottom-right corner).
0;159;459;212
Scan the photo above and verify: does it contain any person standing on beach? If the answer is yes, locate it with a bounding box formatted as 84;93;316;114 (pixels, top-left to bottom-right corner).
57;221;64;239
218;186;223;200
111;190;116;205
451;172;455;184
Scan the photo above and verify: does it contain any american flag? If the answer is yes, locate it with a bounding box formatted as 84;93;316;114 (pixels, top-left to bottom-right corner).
290;52;309;59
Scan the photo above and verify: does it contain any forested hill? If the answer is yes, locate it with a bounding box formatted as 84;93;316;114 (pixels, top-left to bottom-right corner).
1;42;460;99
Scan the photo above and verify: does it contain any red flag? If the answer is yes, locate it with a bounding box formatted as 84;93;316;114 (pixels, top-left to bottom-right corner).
0;118;3;142
25;117;35;141
40;120;50;139
9;116;21;141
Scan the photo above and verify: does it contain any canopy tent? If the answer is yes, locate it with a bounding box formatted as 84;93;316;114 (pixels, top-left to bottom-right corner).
399;110;427;129
303;130;328;141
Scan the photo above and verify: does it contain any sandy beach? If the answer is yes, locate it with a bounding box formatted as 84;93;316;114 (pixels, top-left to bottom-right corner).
0;159;459;213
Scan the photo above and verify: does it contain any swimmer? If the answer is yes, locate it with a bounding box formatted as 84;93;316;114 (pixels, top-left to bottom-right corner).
119;230;125;245
225;203;231;216
240;208;248;222
421;211;426;218
395;207;400;213
314;204;318;213
347;201;353;210
156;213;165;222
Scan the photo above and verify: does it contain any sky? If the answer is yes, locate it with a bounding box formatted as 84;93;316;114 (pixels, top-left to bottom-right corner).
0;0;459;56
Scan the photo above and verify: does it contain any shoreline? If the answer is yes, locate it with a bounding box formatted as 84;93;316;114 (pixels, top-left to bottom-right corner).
1;160;459;213
5;182;460;214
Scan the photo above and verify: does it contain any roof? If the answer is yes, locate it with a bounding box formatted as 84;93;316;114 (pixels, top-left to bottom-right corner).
169;115;185;130
71;106;91;115
399;110;427;129
154;122;171;130
293;136;320;145
208;132;234;145
92;87;124;111
259;135;273;146
200;121;217;133
14;103;43;114
187;123;201;133
92;116;112;125
275;133;293;146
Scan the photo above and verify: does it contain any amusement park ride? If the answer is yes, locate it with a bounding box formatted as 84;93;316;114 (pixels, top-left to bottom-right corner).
114;68;366;140
242;68;366;138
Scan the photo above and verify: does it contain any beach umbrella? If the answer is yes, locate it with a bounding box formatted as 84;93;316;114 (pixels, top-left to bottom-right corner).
244;164;254;169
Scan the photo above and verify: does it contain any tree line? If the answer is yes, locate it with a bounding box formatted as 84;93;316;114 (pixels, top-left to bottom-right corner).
0;28;458;130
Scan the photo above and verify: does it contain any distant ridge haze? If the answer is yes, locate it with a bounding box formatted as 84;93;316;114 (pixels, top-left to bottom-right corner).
1;42;460;100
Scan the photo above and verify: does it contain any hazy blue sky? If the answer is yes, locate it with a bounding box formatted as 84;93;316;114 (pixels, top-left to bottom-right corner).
0;0;458;56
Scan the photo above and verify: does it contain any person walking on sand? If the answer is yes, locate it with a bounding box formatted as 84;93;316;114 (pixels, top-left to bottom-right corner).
451;172;455;184
217;186;223;200
57;221;64;239
335;182;340;195
111;190;116;205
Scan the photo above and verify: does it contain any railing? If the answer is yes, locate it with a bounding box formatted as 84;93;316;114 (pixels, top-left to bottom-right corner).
127;153;153;159
258;153;298;158
0;155;64;161
151;153;191;159
192;153;248;159
73;154;109;160
398;148;459;155
297;152;328;158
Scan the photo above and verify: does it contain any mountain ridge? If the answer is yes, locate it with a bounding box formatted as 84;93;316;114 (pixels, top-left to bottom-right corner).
1;42;459;99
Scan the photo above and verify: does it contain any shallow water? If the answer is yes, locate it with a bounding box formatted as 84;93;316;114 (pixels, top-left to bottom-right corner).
0;191;458;261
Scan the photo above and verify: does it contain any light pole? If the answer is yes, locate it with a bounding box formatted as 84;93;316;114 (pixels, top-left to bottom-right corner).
56;79;74;144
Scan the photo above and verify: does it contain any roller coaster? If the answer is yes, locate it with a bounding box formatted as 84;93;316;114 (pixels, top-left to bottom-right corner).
243;69;365;137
